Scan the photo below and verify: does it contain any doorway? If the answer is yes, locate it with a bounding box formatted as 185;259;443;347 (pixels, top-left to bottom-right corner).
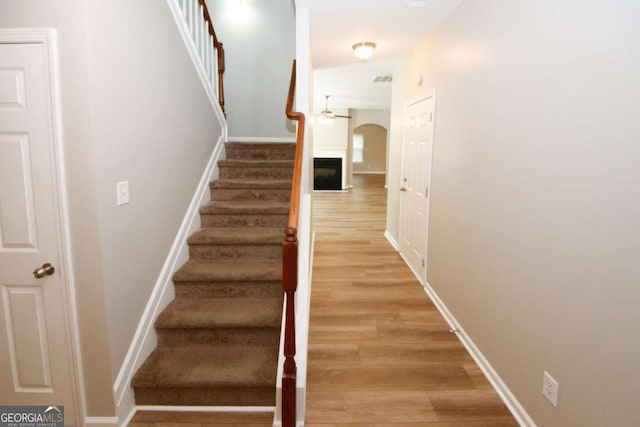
352;124;387;175
0;30;81;424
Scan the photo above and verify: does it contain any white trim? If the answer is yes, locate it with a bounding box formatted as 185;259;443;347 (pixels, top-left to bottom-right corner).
118;405;137;427
227;137;297;143
113;135;226;421
384;230;400;251
295;195;312;424
352;171;386;175
0;28;85;426
420;280;537;427
84;417;118;427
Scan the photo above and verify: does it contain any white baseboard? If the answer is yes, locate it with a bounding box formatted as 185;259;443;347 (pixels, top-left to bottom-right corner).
384;230;400;251
84;417;118;427
228;137;297;143
420;279;537;427
112;135;226;422
353;171;386;175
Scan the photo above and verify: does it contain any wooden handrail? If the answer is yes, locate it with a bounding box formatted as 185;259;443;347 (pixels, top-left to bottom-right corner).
197;0;225;115
282;60;305;427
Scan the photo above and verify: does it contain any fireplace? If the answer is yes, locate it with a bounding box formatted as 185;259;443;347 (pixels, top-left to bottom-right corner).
313;157;342;190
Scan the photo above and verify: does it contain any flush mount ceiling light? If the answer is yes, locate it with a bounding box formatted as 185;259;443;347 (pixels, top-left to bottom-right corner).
352;41;376;61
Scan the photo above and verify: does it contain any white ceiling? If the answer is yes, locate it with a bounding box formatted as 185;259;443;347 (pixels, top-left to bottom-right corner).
300;0;463;110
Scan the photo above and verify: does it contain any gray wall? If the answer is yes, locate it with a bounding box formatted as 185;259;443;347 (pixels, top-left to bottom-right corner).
207;0;296;139
87;0;222;381
391;0;640;425
0;0;223;418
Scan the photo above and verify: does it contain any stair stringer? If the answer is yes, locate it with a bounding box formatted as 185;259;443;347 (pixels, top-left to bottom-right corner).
114;134;226;425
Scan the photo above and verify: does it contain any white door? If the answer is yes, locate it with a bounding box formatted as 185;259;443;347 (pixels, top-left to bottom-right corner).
0;40;78;422
399;94;435;281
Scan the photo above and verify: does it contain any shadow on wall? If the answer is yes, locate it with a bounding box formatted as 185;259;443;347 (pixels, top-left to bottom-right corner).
353;123;387;173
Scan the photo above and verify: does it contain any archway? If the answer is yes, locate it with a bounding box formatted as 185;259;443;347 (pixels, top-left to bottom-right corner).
350;123;388;187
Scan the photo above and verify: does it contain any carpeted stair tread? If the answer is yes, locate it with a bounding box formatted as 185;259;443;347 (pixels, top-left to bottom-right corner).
224;143;296;161
156;297;282;329
188;227;283;246
132;142;290;407
199;201;289;215
209;178;292;189
132;343;278;388
219;159;294;168
225;142;295;149
173;259;281;282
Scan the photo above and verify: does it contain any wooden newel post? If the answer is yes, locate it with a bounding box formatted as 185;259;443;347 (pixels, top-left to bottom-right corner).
282;226;298;427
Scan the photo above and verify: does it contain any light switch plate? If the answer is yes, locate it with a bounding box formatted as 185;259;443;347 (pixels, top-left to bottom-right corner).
117;181;130;206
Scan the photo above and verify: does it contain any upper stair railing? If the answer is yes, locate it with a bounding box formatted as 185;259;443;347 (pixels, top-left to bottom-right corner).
282;60;305;427
172;0;226;115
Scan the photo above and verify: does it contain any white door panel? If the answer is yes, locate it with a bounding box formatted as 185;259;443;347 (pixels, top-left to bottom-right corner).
399;95;435;280
0;41;77;422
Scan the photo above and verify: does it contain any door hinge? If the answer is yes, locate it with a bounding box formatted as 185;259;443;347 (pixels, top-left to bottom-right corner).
430;112;433;123
422;259;425;267
425;187;429;197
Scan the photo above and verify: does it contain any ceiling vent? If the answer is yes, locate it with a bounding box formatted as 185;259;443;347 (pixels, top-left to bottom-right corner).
372;75;393;83
406;0;429;7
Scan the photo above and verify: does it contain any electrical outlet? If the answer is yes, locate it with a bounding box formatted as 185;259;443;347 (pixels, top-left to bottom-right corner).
117;181;130;206
542;371;559;407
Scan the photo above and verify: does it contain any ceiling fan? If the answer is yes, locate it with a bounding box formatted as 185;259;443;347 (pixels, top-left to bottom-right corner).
320;95;352;119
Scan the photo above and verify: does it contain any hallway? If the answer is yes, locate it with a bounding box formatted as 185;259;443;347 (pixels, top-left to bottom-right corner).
305;174;517;426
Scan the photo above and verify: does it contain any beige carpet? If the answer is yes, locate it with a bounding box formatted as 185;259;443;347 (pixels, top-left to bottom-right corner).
132;143;295;406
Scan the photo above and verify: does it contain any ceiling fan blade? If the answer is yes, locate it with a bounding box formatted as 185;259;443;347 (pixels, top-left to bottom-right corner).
320;96;351;119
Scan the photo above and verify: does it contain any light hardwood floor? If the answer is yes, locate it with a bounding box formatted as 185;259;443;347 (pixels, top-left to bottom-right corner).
304;174;518;426
128;174;517;426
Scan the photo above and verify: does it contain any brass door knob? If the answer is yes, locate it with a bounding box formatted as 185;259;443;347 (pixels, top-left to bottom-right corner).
33;263;55;279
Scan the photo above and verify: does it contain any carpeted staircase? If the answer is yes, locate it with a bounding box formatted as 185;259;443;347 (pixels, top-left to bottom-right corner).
131;142;295;406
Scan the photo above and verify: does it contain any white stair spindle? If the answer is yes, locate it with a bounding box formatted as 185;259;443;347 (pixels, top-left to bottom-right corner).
201;11;207;63
189;0;198;41
204;35;212;78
